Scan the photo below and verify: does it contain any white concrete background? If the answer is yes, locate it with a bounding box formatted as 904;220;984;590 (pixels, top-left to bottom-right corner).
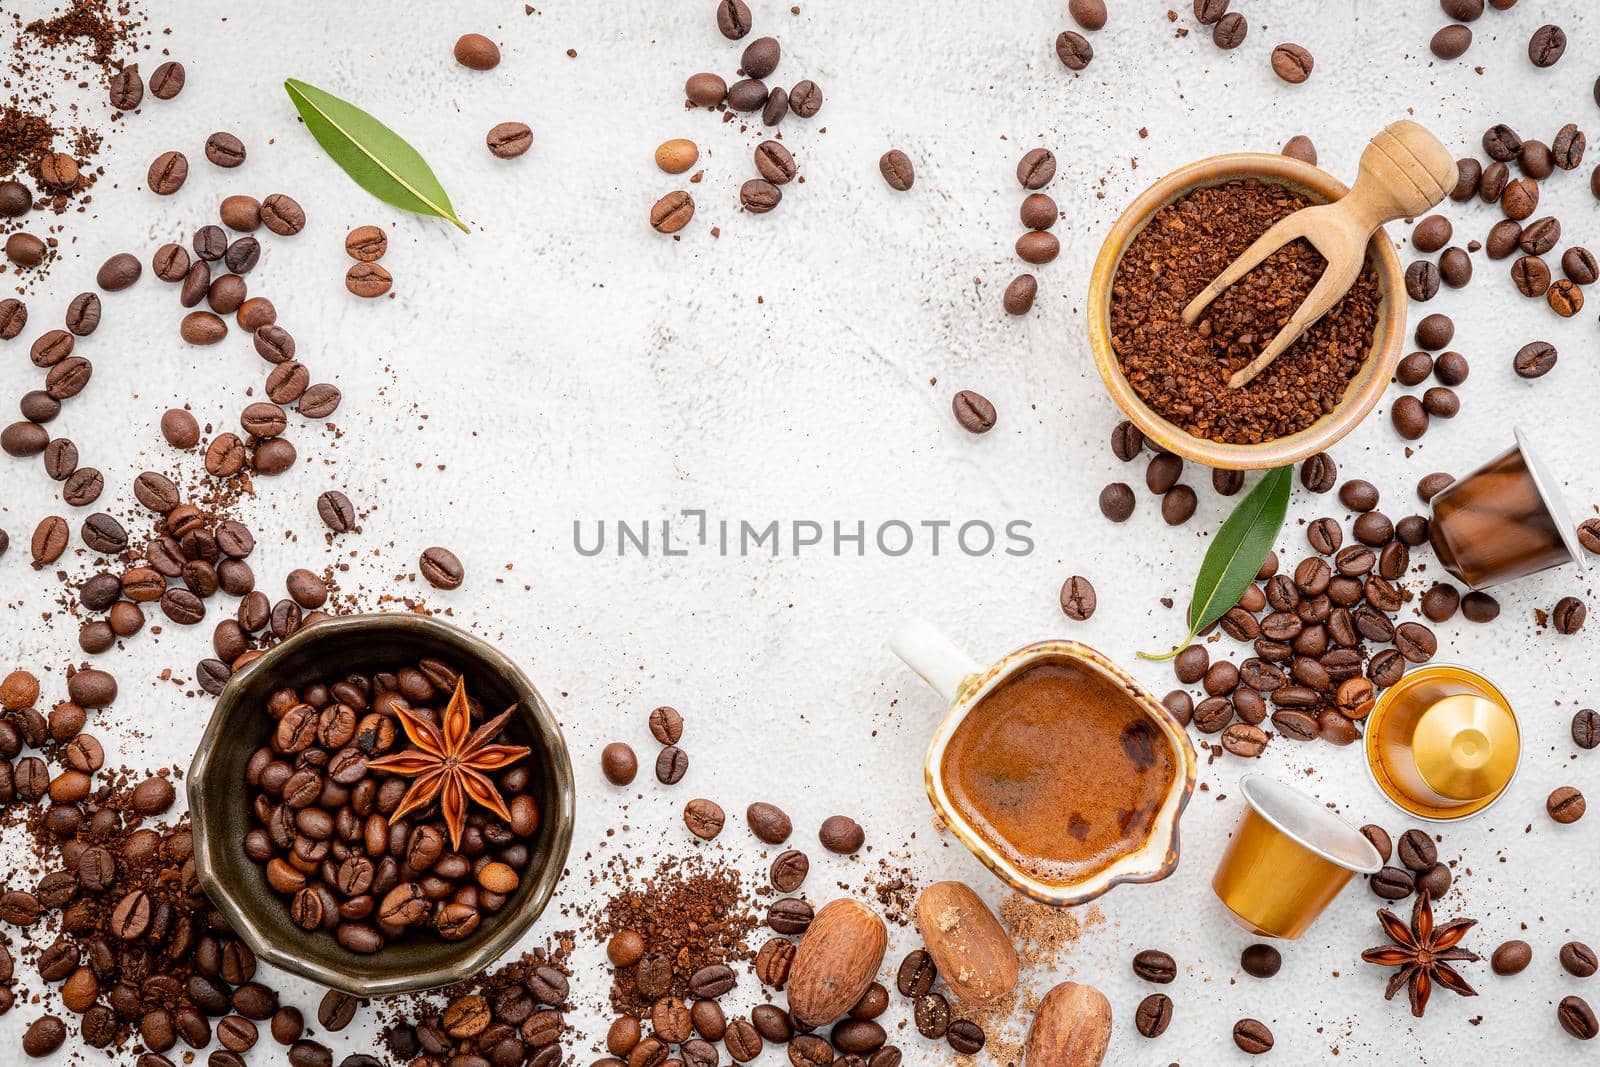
2;0;1599;1062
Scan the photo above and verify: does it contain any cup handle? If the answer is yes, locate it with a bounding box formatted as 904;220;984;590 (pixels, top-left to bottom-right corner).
891;618;981;705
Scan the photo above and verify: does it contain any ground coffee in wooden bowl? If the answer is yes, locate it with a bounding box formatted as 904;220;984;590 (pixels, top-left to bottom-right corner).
1109;178;1382;445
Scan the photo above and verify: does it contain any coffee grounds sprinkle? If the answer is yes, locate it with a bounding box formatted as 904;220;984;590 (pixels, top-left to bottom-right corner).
1110;178;1382;444
586;851;759;1016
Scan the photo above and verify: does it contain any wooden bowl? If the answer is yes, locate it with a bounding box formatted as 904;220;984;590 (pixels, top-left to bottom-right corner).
1086;153;1406;470
188;614;574;996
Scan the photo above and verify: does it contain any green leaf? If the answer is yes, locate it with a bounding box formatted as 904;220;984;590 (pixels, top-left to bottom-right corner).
1139;465;1293;661
284;78;468;233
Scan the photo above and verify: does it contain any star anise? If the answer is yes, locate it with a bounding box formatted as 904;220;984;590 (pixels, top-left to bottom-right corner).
1360;890;1478;1017
368;677;530;850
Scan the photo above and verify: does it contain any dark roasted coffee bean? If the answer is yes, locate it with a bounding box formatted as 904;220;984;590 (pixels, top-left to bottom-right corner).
820;814;865;853
1502;177;1538;220
1133;992;1172;1038
198;131;247;169
655;745;688;784
1233;1018;1273;1054
1132;949;1176;983
1055;30;1093;70
1528;23;1566;67
1213;10;1248;47
107;61;146;109
1300;452;1336;493
1572;709;1600;750
770;848;808;892
148;150;188;194
1397;829;1437;872
1404;260;1439;301
1483;124;1523;161
1563;246;1598;285
946;1019;985;1055
1241;943;1281;978
1560;995;1598;1040
1421;582;1458;621
1017;148;1056;190
1492;939;1532;976
952;389;996;433
1514;340;1557;379
897;949;938;996
1562;941;1599;977
418;546;464;589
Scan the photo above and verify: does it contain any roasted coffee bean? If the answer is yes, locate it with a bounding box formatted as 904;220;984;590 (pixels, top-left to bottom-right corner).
746;802;792;844
1017;148;1056;190
1222;722;1268;758
1487;939;1533;977
1059;575;1096;620
1300;452;1337;493
655;745;689;784
1560;995;1598;1040
1504;129;1546;173
946;1019;985;1055
1422;386;1458;419
601;742;636;785
1055;30;1093;70
5;232;47;267
1174;644;1209;684
1462;590;1500;623
1529;23;1566;67
911;992;951;1040
1483;124;1523;162
148;150;188;194
1371;870;1412;906
1132;992;1173;1039
1213;11;1248;48
1110;420;1144;461
1562;941;1599;978
1016;230;1059;264
1161;485;1197;526
419;546;464;589
684;798;725;839
770;848;809;892
715;0;752;39
261;193;305;235
1510;252;1548;299
1572;708;1600;750
1563;246;1599;285
1240;943;1281;978
1397;829;1437;872
1514;340;1557;379
952;389;996;433
1404;260;1439;301
649;705;685;744
897;949;938;996
202;131;246;169
225;236;260;273
1233;1018;1273;1054
820;814;865;853
1549;278;1585;317
1003;273;1038;315
755;935;795;988
1213;467;1245;496
1270;42;1313;83
1132;949;1176;984
1413;215;1451;253
1549;785;1586;824
1502;177;1539;220
486;121;533;159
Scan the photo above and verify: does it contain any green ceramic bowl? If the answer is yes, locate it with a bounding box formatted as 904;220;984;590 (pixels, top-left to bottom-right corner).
188;614;574;996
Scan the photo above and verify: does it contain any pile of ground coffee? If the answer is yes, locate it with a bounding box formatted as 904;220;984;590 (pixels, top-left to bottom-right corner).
1110;178;1382;444
589;852;759;1016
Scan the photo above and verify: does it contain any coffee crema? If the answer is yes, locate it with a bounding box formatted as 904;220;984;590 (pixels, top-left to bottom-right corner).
940;657;1176;886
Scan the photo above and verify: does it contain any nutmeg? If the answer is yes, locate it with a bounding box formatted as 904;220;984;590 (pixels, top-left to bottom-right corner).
1024;981;1113;1067
914;881;1019;1004
786;898;888;1027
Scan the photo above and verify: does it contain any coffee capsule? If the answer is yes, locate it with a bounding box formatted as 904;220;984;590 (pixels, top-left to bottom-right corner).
1364;664;1518;821
1212;775;1381;940
1428;427;1585;589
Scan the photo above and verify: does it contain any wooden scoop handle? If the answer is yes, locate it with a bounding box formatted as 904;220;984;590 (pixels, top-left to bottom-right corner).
1221;121;1453;389
1342;120;1456;229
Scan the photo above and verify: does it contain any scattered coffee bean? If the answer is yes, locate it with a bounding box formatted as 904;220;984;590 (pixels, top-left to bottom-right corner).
1491;939;1532;975
1548;785;1585;824
1060;575;1096;620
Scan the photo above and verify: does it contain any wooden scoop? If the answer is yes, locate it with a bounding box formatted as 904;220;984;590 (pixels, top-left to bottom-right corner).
1183;120;1456;390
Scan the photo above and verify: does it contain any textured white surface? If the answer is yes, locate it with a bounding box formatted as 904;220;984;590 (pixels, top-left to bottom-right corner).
3;0;1600;1062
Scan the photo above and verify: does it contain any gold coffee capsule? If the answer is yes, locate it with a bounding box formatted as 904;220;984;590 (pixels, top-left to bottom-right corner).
1428;427;1586;589
1212;775;1382;940
1364;664;1519;821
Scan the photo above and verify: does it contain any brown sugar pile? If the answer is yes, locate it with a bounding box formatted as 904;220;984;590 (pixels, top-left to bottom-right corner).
1110;178;1382;444
589;852;760;1015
